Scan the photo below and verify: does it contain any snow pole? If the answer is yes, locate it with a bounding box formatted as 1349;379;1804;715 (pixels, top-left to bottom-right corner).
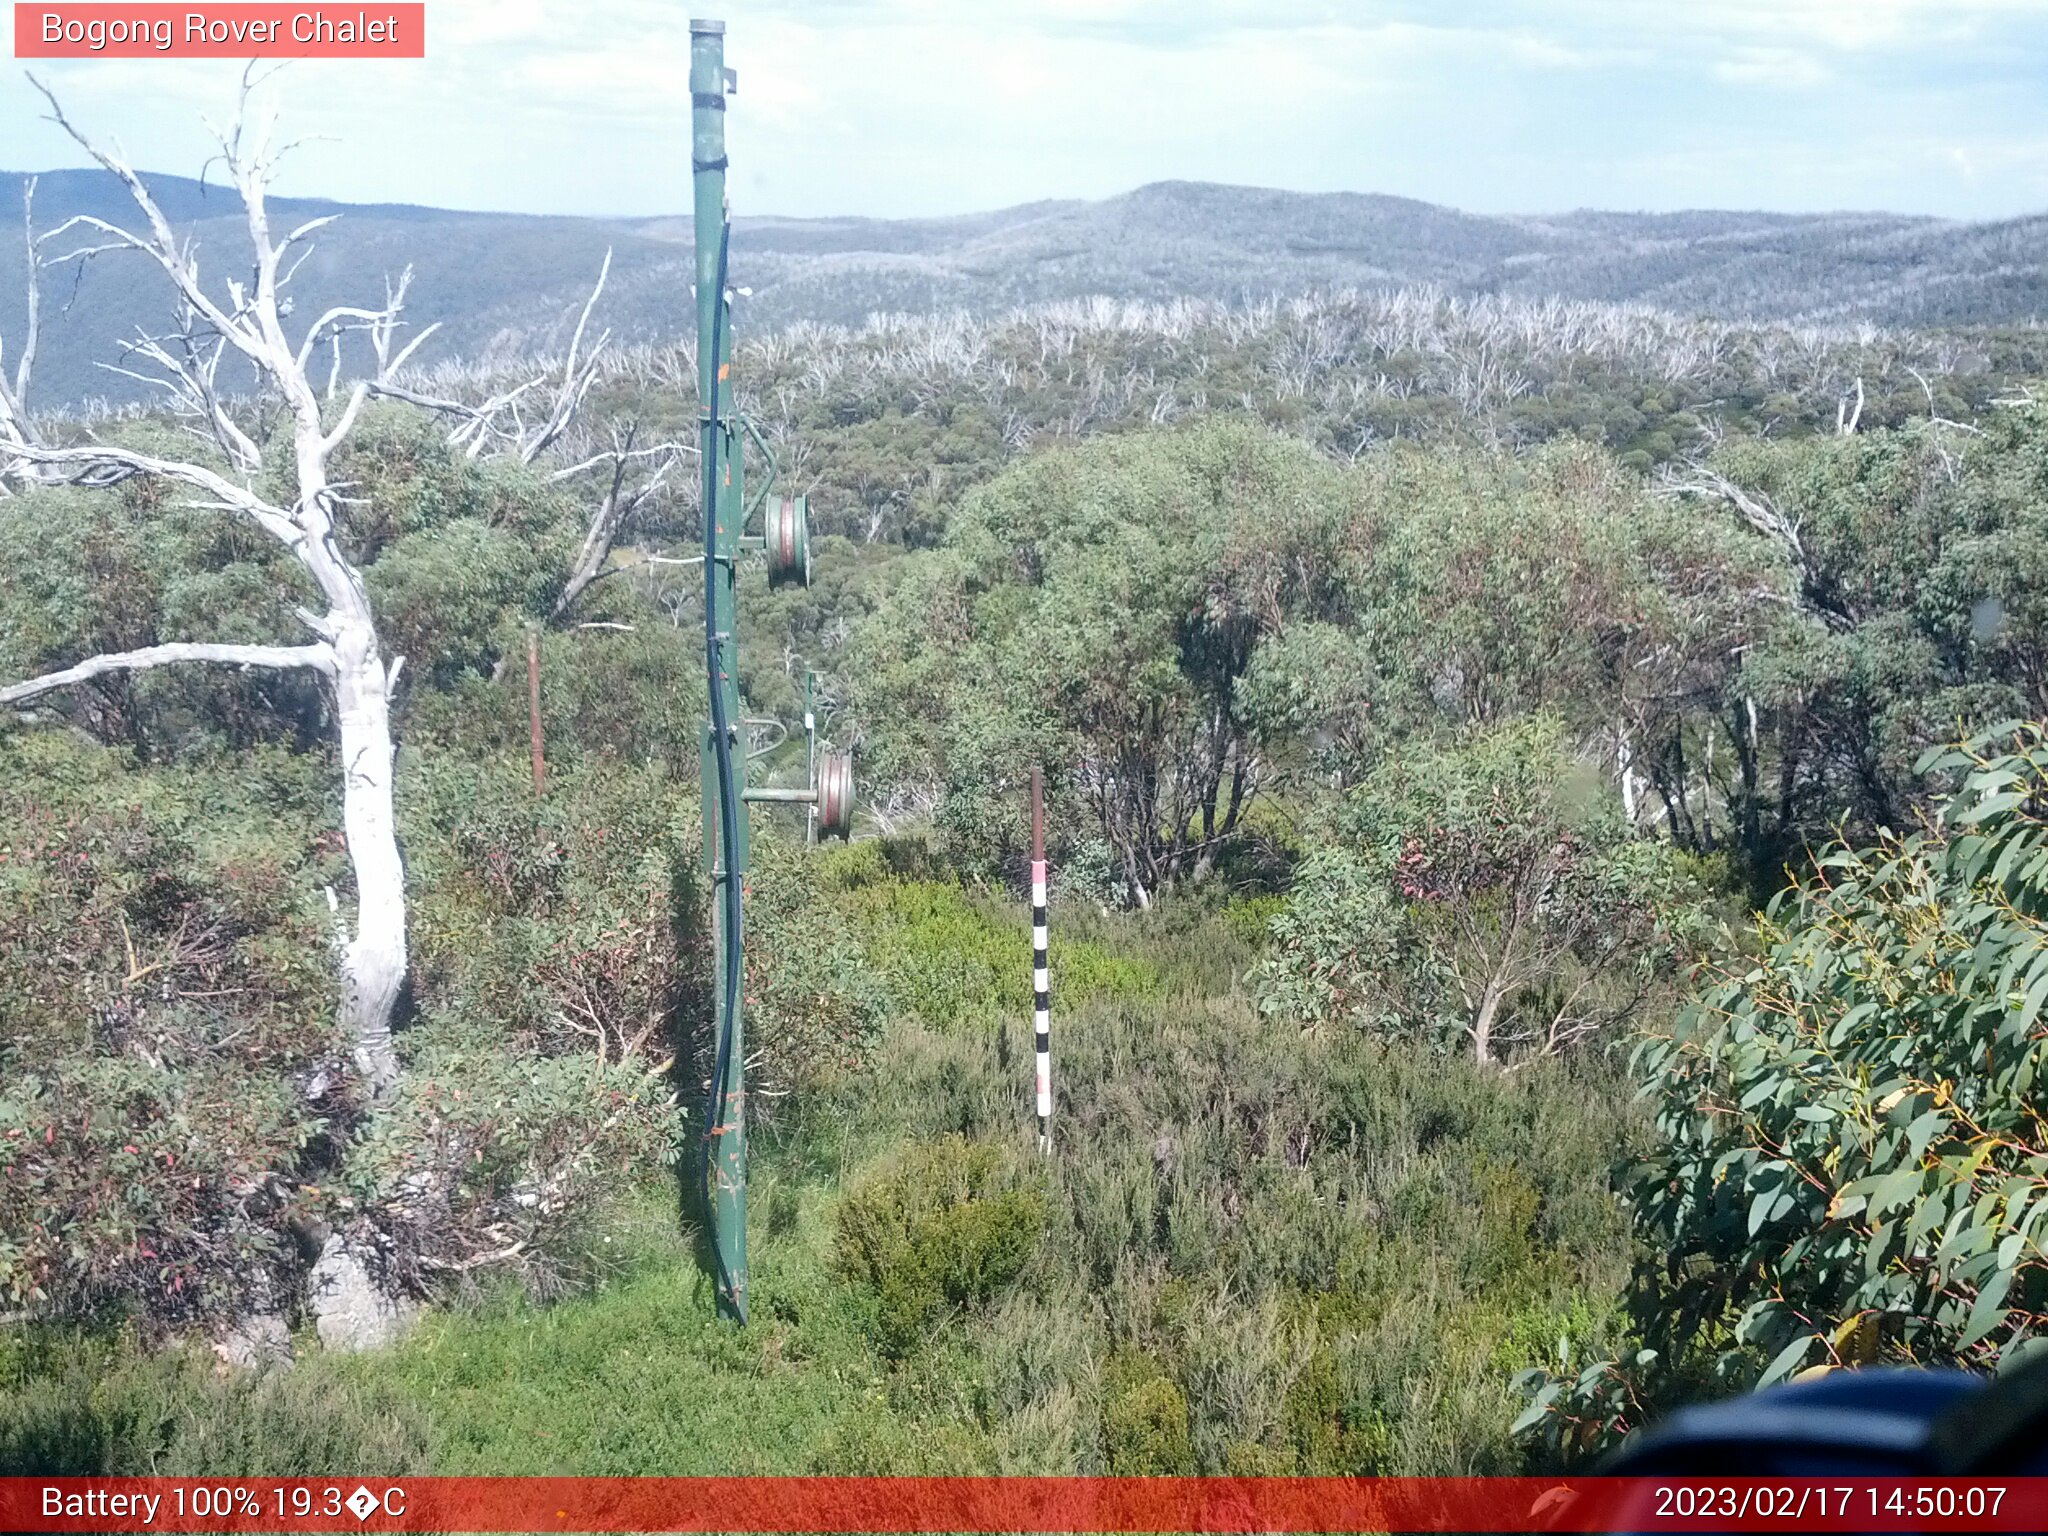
1031;766;1052;1153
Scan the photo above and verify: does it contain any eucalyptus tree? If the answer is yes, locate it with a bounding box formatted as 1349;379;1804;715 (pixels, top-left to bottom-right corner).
854;419;1353;903
1520;725;2048;1458
1255;717;1709;1064
1658;405;2048;877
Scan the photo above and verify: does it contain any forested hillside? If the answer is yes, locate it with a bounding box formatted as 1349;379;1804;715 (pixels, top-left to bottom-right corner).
5;168;2048;407
10;131;2048;1481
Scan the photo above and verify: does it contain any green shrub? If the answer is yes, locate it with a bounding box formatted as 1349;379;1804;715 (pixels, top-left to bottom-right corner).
1101;1351;1194;1474
0;735;338;1328
835;1137;1046;1357
1255;717;1710;1063
840;877;1158;1033
823;974;1634;1475
401;752;692;1060
1223;893;1286;954
0;1330;433;1476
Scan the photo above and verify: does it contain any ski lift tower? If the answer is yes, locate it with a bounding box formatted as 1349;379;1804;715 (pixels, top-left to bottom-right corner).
691;18;854;1324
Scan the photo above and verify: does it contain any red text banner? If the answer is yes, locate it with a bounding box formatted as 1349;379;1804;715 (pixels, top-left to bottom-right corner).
4;1476;2048;1533
14;4;425;58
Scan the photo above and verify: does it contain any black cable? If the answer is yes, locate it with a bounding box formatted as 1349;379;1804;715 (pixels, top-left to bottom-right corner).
700;215;746;1321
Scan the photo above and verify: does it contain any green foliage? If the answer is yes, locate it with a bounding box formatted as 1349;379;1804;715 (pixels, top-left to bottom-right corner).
342;1039;673;1296
828;866;1159;1033
0;1329;434;1476
1520;724;2048;1458
810;917;1637;1474
0;404;602;763
2;880;1632;1479
0;1180;976;1477
0;733;338;1326
835;1136;1047;1358
1340;445;1768;744
853;426;1779;905
24;281;2048;1491
743;833;893;1103
1685;408;2048;876
347;1181;980;1475
365;523;551;687
852;419;1358;896
399;752;689;1058
1102;1350;1195;1473
0;448;324;751
1256;718;1712;1061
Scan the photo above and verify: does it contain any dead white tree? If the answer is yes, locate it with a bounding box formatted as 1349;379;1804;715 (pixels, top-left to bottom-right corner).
0;177;42;458
1835;375;1865;436
368;249;613;464
1660;459;1854;635
364;258;693;654
0;77;432;1096
542;421;690;621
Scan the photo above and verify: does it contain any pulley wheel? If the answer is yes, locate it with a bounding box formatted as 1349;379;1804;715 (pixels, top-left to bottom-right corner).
817;750;855;840
766;494;812;589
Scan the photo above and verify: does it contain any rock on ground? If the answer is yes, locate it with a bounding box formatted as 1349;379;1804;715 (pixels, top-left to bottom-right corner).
214;1313;294;1370
308;1235;417;1352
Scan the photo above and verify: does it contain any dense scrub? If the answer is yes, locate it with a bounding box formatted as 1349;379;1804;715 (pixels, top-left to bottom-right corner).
1254;718;1717;1062
0;409;703;1331
815;973;1638;1474
0;735;341;1325
7;891;1637;1476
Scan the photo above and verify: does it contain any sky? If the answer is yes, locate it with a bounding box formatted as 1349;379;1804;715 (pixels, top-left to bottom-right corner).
5;0;2048;221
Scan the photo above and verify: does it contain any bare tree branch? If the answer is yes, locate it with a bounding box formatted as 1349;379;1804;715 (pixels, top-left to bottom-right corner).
548;423;689;622
1660;460;1853;634
3;441;301;542
367;253;612;464
0;641;333;706
29;80;270;367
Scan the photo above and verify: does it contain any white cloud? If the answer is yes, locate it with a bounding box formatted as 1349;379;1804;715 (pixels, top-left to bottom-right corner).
1538;0;2044;51
2;0;2045;219
1712;45;1832;88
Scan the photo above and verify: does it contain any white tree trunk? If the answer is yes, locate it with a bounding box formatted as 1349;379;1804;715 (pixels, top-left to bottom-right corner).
1616;725;1640;826
333;617;405;1094
1470;966;1509;1067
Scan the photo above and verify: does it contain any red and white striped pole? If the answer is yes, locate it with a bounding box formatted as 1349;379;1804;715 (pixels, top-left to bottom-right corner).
1030;766;1052;1153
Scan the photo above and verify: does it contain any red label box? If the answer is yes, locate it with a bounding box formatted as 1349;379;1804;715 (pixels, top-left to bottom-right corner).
14;3;425;57
7;1477;2048;1534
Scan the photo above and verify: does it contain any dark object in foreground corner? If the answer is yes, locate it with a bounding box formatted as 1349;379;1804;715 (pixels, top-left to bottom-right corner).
1602;1369;1983;1477
1586;1354;2048;1532
1607;1354;2048;1474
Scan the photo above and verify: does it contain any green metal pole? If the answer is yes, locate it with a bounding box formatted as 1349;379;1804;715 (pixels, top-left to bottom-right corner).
692;16;748;1323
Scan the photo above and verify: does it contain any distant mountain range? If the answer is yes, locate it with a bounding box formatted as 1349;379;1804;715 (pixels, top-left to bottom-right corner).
3;171;2045;407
